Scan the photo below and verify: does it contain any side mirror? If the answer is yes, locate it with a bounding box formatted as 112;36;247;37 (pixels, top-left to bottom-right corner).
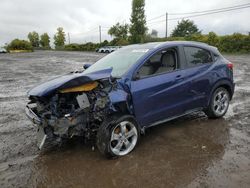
133;72;140;80
83;63;92;70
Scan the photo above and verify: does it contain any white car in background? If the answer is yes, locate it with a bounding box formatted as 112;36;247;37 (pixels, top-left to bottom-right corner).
96;46;121;53
0;47;7;53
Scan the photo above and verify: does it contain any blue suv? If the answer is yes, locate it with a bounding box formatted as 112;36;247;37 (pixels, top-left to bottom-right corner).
26;41;234;157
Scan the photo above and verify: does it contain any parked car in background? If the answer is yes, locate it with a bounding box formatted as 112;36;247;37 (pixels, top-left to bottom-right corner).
96;46;121;53
0;47;7;53
26;41;234;158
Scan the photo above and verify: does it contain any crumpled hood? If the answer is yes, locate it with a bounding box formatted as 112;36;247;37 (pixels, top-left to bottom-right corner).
28;68;112;97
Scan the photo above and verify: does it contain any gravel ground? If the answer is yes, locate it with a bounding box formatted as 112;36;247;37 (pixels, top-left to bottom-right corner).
0;51;249;188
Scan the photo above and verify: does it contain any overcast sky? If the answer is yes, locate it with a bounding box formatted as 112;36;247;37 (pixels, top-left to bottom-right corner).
0;0;250;46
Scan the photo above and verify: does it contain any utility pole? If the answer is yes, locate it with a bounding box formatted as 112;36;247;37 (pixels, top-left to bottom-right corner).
99;26;102;43
165;12;168;38
68;32;70;44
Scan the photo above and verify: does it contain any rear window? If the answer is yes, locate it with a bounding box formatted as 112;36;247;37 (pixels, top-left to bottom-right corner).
184;46;213;67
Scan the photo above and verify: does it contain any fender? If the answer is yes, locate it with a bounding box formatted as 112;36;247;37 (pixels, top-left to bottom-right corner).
206;78;235;107
108;89;133;115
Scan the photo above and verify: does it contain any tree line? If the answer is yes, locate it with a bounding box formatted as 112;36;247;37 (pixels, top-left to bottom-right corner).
5;0;250;53
6;27;66;51
26;27;66;49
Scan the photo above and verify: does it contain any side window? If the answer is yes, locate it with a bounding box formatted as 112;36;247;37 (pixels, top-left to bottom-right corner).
137;48;178;78
213;53;219;61
184;46;213;67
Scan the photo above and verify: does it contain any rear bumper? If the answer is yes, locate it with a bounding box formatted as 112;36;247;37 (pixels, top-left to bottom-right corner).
25;105;42;125
230;82;235;100
232;82;235;96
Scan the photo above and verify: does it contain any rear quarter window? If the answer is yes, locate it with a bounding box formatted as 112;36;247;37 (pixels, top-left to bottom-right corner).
213;53;220;61
184;46;213;67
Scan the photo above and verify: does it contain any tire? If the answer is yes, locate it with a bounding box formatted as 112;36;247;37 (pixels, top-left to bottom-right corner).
205;87;230;118
96;115;140;158
105;50;109;53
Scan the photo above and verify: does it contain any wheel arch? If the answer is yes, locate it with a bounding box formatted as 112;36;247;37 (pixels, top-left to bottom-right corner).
207;79;234;107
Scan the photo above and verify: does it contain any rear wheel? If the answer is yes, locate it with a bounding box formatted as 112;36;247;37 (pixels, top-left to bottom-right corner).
205;87;230;118
96;115;139;158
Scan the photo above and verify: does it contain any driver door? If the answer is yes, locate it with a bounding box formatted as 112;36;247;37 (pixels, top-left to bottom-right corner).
130;47;188;127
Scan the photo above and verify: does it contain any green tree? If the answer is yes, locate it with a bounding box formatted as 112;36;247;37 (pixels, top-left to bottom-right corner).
100;40;109;47
7;39;33;51
207;32;219;47
171;19;201;37
54;27;66;49
108;23;129;40
109;38;130;46
219;33;248;53
28;31;39;47
40;33;50;49
129;0;148;43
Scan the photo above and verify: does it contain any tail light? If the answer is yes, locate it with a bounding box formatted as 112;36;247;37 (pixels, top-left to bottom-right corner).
227;62;233;71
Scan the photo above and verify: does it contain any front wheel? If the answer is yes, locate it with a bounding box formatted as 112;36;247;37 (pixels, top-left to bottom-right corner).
205;87;230;118
96;115;139;158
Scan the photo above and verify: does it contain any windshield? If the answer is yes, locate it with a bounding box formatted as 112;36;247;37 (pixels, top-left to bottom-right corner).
84;46;149;77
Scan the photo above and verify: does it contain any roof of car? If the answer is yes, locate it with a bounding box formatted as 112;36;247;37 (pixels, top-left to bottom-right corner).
122;41;218;54
126;41;214;49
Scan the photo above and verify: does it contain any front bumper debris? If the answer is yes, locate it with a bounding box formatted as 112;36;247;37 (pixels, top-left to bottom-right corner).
25;105;42;125
25;105;48;149
37;127;47;150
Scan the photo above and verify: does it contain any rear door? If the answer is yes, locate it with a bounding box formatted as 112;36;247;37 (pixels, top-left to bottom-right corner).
130;46;188;127
182;46;214;111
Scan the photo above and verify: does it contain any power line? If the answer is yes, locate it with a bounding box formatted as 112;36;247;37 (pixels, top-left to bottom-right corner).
147;5;250;26
168;5;250;21
169;2;250;15
147;2;250;23
70;3;250;41
69;25;110;43
102;26;112;29
147;14;165;22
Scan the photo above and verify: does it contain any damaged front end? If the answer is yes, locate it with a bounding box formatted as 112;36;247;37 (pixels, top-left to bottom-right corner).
26;69;130;149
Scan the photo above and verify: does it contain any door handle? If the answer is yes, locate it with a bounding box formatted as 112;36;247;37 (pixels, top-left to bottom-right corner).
175;75;182;79
175;75;184;81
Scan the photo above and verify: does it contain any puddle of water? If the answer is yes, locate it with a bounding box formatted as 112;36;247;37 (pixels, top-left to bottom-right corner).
28;118;230;188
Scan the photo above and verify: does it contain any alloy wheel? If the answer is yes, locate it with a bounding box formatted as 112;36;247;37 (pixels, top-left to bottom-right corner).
110;121;138;156
213;90;229;116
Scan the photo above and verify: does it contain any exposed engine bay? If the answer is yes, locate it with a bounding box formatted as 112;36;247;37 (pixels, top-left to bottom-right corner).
26;77;126;149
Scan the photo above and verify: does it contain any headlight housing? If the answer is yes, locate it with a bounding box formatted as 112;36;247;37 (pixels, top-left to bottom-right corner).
59;81;98;93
